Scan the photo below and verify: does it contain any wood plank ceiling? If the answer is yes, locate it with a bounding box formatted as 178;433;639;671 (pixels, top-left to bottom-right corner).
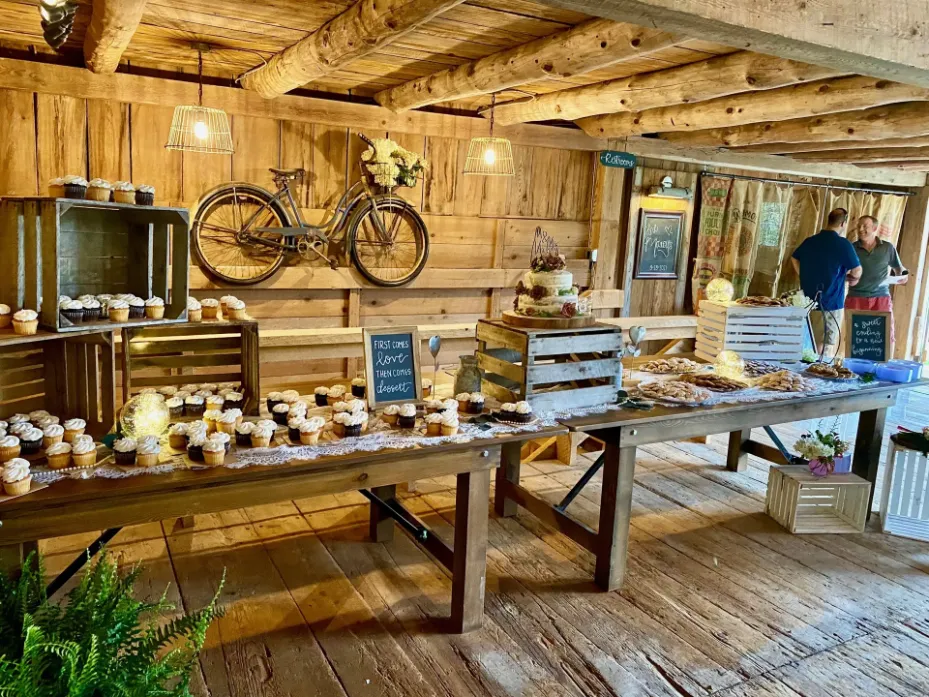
1;0;928;174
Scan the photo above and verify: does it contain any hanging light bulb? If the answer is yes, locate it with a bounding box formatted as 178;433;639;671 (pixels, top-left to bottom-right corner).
483;147;496;165
193;120;210;140
166;45;234;155
464;93;515;176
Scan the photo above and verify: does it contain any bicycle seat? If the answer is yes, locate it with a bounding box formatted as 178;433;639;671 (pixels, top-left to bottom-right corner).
269;167;305;180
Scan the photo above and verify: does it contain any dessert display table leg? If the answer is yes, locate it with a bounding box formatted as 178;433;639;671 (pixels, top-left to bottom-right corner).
852;407;888;518
451;468;490;634
494;441;521;517
368;484;397;542
726;428;752;472
594;442;636;591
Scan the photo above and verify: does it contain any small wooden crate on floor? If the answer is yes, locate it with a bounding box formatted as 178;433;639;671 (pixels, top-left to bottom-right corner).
880;441;929;542
476;319;623;412
0;198;189;332
696;300;808;362
121;321;260;415
766;466;870;534
0;329;116;438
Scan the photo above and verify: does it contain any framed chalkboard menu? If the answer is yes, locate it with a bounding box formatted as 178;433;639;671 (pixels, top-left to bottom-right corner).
845;310;892;362
634;210;684;279
363;326;423;408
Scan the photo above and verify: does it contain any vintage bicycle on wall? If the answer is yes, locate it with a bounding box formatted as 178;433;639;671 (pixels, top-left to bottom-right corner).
191;134;430;287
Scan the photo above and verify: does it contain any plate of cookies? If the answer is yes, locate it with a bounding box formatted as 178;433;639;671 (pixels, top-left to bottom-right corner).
638;357;703;374
735;295;789;308
635;380;713;405
755;370;815;392
677;373;749;393
803;362;857;381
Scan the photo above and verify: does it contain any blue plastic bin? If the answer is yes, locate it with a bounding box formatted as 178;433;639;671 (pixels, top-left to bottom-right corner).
876;364;914;383
843;358;876;375
887;360;922;382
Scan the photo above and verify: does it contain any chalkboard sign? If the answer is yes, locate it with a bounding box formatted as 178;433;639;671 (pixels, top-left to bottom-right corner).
634;210;684;279
363;326;423;407
599;150;637;169
845;310;892;362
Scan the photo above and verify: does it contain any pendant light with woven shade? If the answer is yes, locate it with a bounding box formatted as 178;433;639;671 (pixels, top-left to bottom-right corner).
166;46;234;155
464;94;514;176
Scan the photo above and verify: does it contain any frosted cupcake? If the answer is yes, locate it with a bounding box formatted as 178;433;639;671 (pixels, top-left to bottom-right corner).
48;177;65;197
287;415;306;442
12;309;38;336
223;392;244;412
200;297;220;320
219;295;237;316
18;426;43;455
187;297;202;322
216;411;237;435
344;411;367;438
60;299;84;324
145;296;165;319
63;418;86;443
398;404;417;429
2;458;31;496
71;435;97;467
351;377;366;399
46;442;72;470
234;421;255;446
250;425;273;448
202;437;225;466
314;386;329;407
128;297;145;319
136;436;161;466
443;399;459;413
467;393;485;415
211;431;231;453
206;395;225;411
512;401;533;423
266;391;284;413
159;386;178;398
0;303;10;329
288;402;308;421
225;408;243;427
422;379;433;398
425;412;443;436
327;385;346;406
86;178;112;202
424;399;444;414
185;395;205;417
187;433;206;462
0;435;20;462
166;397;184;418
135;184;155;206
440;411;459;436
299;416;325;445
62;175;88;199
455;392;471;413
203;409;222;433
281;389;301;404
81;297;102;321
113;437;137;465
381;404;400;426
226;298;247;320
108;299;130;322
331;411;348;438
112;181;135;204
168;422;188;449
43;423;64;449
272;402;291;426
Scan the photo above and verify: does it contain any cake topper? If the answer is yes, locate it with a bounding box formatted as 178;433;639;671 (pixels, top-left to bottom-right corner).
529;227;566;272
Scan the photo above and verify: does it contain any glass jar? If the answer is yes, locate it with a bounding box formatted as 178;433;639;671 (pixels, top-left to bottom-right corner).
453;354;482;395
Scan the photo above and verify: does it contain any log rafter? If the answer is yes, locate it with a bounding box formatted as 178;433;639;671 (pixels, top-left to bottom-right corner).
83;0;149;74
729;137;929;155
374;19;680;113
793;147;929;164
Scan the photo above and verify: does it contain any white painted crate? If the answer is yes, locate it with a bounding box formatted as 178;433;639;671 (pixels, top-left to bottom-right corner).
766;466;870;534
695;300;808;363
880;441;929;542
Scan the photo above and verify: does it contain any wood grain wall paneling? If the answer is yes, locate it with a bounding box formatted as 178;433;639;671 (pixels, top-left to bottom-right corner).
182;148;232;206
280;121;314;208
423;136;458;215
312;125;348;210
232;116;281;192
454;138;485;217
505;145;534;217
129;104;182;205
36;94;87;189
0;90;38;196
88;100;130;183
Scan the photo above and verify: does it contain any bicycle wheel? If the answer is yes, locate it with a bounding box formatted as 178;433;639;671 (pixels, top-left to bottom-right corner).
348;197;430;287
192;184;290;285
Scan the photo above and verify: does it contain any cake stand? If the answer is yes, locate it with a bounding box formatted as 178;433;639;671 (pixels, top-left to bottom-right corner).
501;310;596;329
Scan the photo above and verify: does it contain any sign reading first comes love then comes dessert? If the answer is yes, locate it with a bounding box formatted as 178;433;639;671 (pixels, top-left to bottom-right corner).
362;326;423;407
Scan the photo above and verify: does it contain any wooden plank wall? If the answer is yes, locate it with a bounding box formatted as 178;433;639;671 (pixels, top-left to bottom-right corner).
0;87;597;385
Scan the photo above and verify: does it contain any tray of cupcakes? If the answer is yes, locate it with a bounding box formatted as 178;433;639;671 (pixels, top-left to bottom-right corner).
48;176;156;206
1;411;105;475
57;292;170;326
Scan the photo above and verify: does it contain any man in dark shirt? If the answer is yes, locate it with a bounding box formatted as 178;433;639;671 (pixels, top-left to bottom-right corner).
791;208;862;354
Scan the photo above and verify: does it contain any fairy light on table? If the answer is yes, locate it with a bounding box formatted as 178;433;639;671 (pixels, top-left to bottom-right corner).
714;350;745;380
120;394;171;439
706;277;735;303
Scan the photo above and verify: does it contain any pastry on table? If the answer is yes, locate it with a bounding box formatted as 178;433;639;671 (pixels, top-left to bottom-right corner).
226;408;243;427
42;423;64;449
343;411;366;438
12;309;38;336
398;404;417;429
71;435;97;467
0;435;20;462
223;392;244;412
466;393;485;415
48;177;65;197
806;362;856;379
299;416;325;445
185;395;205;417
281;390;301;405
63;418;86;443
18;426;43;455
2;458;31;496
226;298;248;320
381;404;400;426
425;412;443;436
86;178;113;202
113;437;137;465
169;423;189;449
135;184;155;206
81;297;102;321
678;373;749;392
640;357;701;374
60;299;84;324
159;386;178;398
165;397;184;418
422;379;433;398
442;398;459;413
314;386;330;407
203;410;222;433
266;391;284;413
62;175;88;199
112;181;135;204
424;398;444;414
107;299;130;322
128;297;145;319
187;420;209;441
496;401;533;423
200;297;220;320
440;411;459;436
743;360;782;378
216;411;238;435
331;411;349;438
46;442;72;470
250;425;274;448
272;402;291;426
351;378;366;399
136;435;161;466
187;297;202;322
327;385;347;406
234;421;254;446
756;370;815;392
206;395;225;411
202;437;226;467
0;303;10;329
287;416;306;442
145;296;165;319
636;381;712;404
187;434;206;462
455;392;471;413
220;295;237;316
212;431;230;454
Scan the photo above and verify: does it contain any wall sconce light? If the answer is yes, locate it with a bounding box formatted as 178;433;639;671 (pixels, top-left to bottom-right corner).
648;175;693;200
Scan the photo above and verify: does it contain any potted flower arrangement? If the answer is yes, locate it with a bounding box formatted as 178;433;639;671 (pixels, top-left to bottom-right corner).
794;420;851;476
360;138;426;189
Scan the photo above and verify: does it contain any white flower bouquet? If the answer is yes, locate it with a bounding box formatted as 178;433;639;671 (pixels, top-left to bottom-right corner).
795;420;850;476
361;138;426;188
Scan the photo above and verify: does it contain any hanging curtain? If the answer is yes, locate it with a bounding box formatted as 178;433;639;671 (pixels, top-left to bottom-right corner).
692;176;732;310
824;190;908;244
719;178;765;297
747;182;792;297
776;186;826;294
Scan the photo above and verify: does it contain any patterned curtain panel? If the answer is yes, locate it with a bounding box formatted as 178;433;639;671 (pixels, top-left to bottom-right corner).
747;183;792;297
692;176;732;310
823;190;908;245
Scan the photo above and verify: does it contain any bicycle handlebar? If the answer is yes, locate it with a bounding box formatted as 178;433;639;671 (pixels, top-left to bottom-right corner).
357;133;374;147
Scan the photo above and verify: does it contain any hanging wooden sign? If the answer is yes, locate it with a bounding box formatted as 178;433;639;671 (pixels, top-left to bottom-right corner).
845;309;892;362
363;326;423;407
599;151;637;169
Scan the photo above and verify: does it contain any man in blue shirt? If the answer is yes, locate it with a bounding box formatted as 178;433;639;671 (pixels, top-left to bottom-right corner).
791;208;862;354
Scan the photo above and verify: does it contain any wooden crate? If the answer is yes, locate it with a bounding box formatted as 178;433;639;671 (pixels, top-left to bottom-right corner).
121;321;260;415
695;300;808;363
0;329;116;439
766;466;871;534
880;441;929;542
476;319;623;413
0;198;189;332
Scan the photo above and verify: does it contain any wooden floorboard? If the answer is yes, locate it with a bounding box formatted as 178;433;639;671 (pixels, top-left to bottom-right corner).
35;391;929;697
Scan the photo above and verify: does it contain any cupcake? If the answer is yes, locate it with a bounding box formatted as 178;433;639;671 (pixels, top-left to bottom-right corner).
48;177;65;197
216;411;237;435
424;399;444;414
180;383;200;394
272;402;290;426
63;418;86;443
145;296;165;319
398;403;417;429
206;395;225;411
0;435;20;462
12;309;38;336
166;397;184;418
202;438;225;467
288;400;308;418
81;297;102;321
344;411;366;438
226;408;243;427
0;304;10;329
314;386;330;407
185;395;205;417
195;389;213;399
223;392;244;412
187;433;206;462
219;295;237;316
327;385;346;406
18;427;43;455
425;412;443;436
440;411;459;436
136;436;161;466
186;421;208;444
331;411;348;438
168;422;188;449
351;378;366;399
456;392;471;413
59;299;84;325
256;419;277;433
8;414;28;426
112;181;135;204
113;437;137;465
235;421;255;446
512;401;533;423
467;393;485;415
62;175;88;199
86;178;112;202
135;184;155;206
128;297;145;319
422;379;433;398
287;416;306;442
107;299;130;322
497;402;517;421
42;423;64;449
266;391;284;413
299;416;325;445
381;404;400;426
46;442;72;470
2;458;31;496
200;383;219;393
226;298;247;320
187;297;202;322
203;409;222;434
159;386;178;398
442;398;459;413
71;435;97;467
250;425;273;448
200;297;220;320
211;431;231;453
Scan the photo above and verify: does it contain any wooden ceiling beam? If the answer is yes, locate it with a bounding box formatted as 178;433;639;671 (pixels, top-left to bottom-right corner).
488;51;840;125
532;0;929;87
792;147;929;163
373;19;680;112
239;0;465;98
729;137;929;155
83;0;148;74
578;76;929;137
856;161;929;170
661;102;929;148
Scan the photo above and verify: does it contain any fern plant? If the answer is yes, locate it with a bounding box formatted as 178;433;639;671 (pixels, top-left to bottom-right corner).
0;550;223;697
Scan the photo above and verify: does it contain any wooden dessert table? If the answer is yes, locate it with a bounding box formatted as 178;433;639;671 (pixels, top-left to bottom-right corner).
495;380;928;593
0;426;566;633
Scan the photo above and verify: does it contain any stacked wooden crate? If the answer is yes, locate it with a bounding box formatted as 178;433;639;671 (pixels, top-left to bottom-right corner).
696;300;808;362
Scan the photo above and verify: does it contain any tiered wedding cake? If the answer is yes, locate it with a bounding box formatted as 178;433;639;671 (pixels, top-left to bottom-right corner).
513;228;583;318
